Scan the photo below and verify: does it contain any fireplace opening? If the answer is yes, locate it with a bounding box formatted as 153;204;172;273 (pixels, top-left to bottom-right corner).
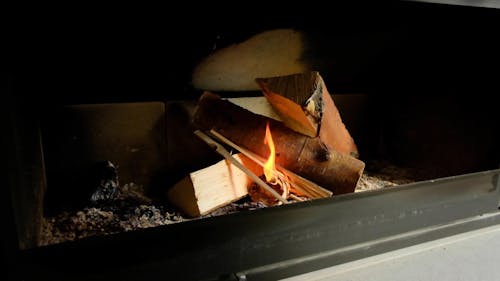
8;14;500;250
30;89;498;247
4;2;500;280
36;95;420;247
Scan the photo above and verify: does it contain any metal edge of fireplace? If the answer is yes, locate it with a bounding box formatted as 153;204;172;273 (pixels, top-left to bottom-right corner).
17;168;500;281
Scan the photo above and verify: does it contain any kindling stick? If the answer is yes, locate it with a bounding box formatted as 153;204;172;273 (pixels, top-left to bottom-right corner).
194;130;289;204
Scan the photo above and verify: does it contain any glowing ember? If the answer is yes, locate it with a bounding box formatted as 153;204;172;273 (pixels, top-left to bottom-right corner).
263;122;277;184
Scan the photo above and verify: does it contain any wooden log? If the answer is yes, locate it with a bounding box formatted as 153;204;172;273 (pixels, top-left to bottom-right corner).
256;71;359;157
167;153;261;217
193;92;365;195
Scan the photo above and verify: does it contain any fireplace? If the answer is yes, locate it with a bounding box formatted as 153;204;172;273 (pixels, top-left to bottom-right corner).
4;1;500;280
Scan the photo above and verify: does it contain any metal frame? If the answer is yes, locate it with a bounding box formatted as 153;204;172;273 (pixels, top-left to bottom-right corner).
17;169;500;280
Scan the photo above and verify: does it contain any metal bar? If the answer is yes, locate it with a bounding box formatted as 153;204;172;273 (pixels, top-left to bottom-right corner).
20;169;500;281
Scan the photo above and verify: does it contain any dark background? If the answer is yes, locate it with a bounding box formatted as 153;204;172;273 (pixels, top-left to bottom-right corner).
4;1;500;102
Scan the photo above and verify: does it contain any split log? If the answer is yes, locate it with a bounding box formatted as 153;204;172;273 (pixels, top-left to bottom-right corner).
256;71;359;157
167;153;260;217
193;92;365;195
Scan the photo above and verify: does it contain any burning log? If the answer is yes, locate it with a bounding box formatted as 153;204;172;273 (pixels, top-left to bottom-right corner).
193;92;365;195
194;130;288;204
208;129;332;199
169;123;337;216
256;71;358;157
167;153;260;217
168;128;332;216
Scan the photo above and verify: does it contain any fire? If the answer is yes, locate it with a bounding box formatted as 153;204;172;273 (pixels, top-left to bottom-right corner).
263;122;277;184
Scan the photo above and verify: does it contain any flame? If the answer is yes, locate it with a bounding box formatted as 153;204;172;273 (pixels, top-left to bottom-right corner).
263;122;277;184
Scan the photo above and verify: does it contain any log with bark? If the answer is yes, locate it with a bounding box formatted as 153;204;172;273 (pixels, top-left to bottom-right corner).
193;92;365;195
256;71;358;157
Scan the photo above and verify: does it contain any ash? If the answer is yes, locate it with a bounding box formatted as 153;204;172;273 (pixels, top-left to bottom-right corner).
40;161;417;247
355;160;418;192
40;183;265;247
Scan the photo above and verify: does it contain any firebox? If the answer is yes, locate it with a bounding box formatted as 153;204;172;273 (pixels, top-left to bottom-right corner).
3;1;500;280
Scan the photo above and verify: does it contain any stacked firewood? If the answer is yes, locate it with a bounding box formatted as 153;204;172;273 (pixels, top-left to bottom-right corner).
167;71;365;217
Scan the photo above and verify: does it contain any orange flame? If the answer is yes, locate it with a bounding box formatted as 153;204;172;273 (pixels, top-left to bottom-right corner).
263;122;276;183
